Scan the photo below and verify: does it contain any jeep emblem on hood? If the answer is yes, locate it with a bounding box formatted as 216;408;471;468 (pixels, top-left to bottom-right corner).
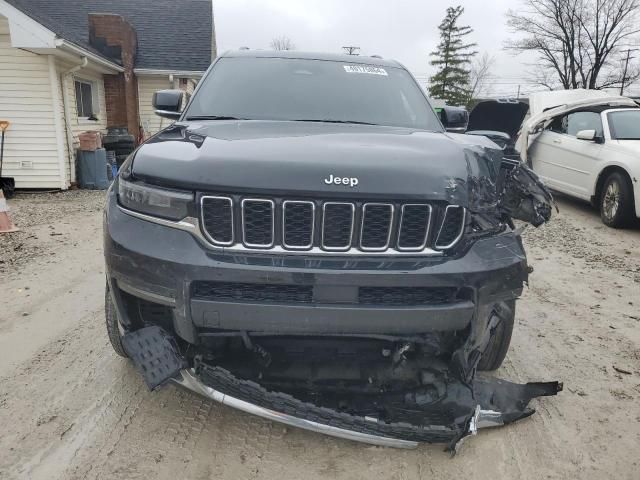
324;174;359;187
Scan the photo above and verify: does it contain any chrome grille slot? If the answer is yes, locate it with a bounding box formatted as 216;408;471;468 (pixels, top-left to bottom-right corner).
201;196;234;246
360;203;393;251
322;202;355;251
398;204;432;251
283;201;314;249
241;199;274;248
435;205;465;250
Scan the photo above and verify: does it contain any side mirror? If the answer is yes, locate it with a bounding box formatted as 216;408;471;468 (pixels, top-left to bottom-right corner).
576;129;596;141
438;106;469;134
153;90;184;119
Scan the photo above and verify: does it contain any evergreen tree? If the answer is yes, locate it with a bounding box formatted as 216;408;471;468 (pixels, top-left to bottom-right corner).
429;6;478;106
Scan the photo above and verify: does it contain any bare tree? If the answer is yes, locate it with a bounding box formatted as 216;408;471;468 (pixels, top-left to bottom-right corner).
467;53;495;100
506;0;640;90
270;36;296;51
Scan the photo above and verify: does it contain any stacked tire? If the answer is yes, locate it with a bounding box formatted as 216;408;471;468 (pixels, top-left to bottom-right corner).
103;127;136;168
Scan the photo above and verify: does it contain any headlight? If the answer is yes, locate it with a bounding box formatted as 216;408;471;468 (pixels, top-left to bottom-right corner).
118;177;193;220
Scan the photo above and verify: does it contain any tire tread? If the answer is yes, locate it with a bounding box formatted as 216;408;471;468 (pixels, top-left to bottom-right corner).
105;285;128;357
477;300;515;371
600;172;635;228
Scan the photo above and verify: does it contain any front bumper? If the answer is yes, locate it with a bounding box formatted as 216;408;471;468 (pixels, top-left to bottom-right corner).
119;324;561;452
173;369;422;449
104;189;529;344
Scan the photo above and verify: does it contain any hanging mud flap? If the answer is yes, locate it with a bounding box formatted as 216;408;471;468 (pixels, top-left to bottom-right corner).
121;326;187;390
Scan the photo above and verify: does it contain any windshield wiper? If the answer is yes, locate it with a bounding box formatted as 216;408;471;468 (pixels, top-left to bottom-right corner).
185;115;249;121
293;119;380;126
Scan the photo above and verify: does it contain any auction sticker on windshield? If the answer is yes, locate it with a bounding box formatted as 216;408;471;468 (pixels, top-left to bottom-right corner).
343;65;388;76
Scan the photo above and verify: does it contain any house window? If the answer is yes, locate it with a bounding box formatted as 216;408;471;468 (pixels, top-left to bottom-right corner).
74;79;96;119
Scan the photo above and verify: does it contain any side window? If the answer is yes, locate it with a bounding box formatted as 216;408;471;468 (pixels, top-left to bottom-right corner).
566;111;603;137
74;79;96;119
549;115;568;134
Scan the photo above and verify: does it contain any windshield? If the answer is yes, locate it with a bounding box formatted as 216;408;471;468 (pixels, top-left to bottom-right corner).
185;57;442;131
608;110;640;140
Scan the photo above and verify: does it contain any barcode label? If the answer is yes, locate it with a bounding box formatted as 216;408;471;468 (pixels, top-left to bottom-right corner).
343;65;388;76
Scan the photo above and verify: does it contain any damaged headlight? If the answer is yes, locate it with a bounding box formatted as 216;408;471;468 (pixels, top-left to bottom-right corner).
118;177;193;220
467;211;506;233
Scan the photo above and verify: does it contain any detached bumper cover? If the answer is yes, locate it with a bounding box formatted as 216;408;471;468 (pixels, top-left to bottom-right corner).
178;364;561;452
122;326;562;452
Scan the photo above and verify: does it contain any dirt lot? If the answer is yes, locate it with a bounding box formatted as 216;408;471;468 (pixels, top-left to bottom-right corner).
1;190;639;480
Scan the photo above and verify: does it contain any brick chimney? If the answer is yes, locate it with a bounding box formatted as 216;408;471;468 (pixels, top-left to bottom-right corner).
88;14;140;140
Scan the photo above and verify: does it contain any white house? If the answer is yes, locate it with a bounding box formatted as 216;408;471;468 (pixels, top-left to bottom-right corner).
0;0;214;189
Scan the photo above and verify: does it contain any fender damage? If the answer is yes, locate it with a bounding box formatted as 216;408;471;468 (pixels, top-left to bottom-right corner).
116;136;561;454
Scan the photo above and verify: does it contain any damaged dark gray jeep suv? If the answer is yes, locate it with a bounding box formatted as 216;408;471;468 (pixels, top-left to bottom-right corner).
104;50;561;452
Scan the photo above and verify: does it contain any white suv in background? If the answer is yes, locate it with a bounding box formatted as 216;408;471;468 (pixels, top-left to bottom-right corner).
519;90;640;228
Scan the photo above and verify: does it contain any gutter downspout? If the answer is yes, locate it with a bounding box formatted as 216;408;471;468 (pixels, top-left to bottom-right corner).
61;57;88;186
47;55;68;190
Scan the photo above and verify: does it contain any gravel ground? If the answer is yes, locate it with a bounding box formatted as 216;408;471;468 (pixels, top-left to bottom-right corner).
0;191;105;276
0;190;639;480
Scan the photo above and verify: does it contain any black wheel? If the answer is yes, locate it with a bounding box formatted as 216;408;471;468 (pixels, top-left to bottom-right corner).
105;284;128;357
600;172;635;228
478;300;515;371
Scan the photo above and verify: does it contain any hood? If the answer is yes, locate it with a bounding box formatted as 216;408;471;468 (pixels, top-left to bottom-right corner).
467;99;529;140
132;121;504;209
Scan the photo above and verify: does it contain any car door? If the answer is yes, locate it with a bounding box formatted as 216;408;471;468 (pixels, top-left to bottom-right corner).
530;111;604;199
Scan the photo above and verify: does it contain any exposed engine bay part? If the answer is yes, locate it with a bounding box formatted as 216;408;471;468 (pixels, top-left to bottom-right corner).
499;164;558;227
446;133;556;229
121;326;562;453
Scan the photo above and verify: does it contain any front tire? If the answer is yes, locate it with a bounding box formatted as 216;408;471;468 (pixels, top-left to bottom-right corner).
105;284;128;357
477;300;515;371
600;172;635;228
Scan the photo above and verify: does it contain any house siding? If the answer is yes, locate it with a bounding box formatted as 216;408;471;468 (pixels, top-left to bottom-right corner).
0;16;64;188
138;75;199;139
138;75;172;139
56;58;108;183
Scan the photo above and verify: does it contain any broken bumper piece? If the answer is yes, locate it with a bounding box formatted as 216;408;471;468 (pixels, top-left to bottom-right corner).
123;326;562;453
174;368;418;449
172;365;561;452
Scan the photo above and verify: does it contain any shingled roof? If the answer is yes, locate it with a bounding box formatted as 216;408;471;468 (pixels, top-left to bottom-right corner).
5;0;212;71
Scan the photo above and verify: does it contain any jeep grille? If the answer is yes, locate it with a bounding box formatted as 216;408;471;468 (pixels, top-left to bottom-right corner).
200;195;465;255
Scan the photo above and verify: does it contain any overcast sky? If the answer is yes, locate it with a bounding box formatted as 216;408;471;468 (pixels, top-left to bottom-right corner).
213;0;550;98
